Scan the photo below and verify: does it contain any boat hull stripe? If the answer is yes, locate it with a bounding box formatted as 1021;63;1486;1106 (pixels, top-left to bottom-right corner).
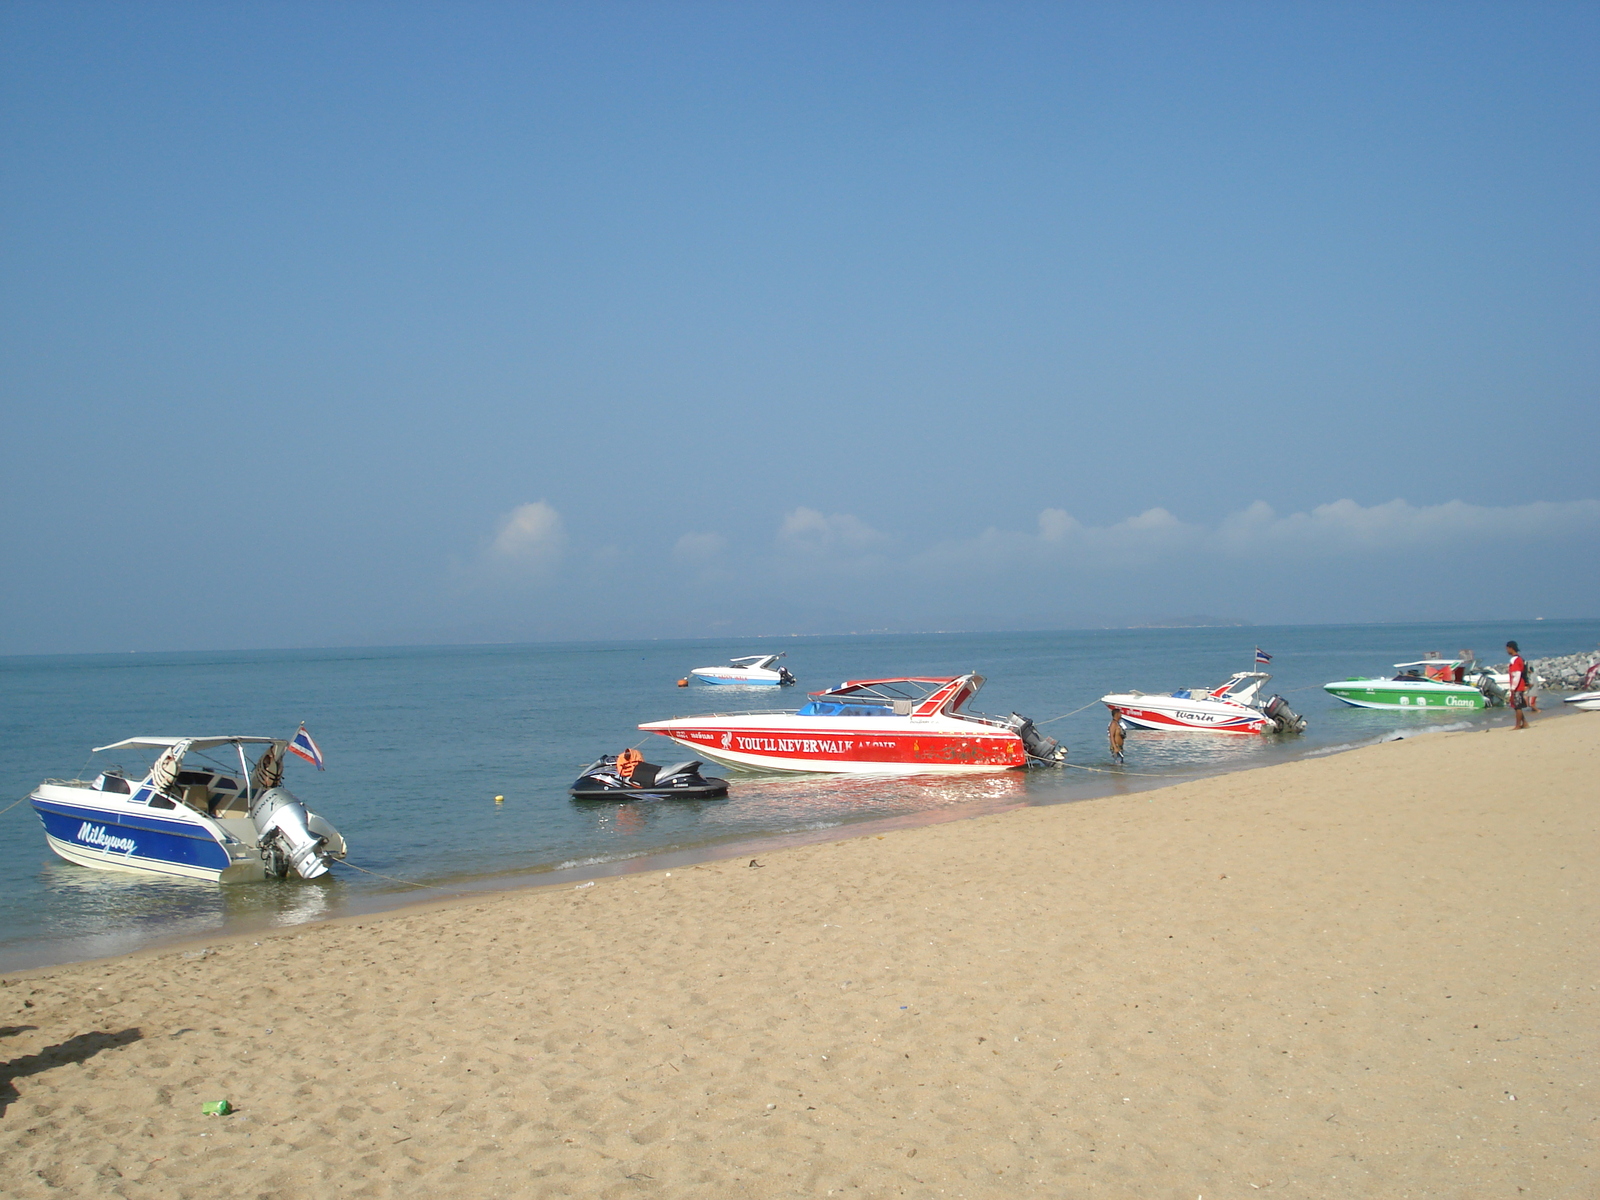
1113;707;1264;733
31;798;234;874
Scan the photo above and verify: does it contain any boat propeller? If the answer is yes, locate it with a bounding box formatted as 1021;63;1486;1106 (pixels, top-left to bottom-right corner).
1008;714;1068;765
1262;695;1308;734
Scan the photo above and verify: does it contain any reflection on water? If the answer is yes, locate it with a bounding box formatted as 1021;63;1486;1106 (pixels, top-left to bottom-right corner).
12;861;343;969
39;860;222;934
39;860;340;928
698;770;1030;823
562;771;1029;860
1110;729;1282;769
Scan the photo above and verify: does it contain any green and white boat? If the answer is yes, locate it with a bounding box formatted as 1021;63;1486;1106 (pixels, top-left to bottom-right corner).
1323;658;1503;711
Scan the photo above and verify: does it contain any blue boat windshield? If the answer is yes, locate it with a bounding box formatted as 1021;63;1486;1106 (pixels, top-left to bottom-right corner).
795;700;894;717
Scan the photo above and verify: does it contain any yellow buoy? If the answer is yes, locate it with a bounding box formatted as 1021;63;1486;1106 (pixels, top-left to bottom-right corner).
494;794;505;804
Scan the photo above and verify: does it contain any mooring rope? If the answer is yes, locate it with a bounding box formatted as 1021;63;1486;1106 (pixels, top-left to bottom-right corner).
333;859;455;891
0;794;32;820
1035;700;1103;725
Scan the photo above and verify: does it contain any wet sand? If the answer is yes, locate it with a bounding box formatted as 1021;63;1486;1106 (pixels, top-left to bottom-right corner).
3;713;1595;1198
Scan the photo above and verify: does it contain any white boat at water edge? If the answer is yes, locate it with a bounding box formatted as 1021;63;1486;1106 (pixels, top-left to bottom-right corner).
28;734;346;884
1101;672;1308;735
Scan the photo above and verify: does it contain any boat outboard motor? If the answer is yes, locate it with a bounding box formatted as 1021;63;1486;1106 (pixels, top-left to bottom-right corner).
250;786;334;879
1262;695;1308;734
1476;673;1507;706
778;667;797;685
1007;714;1067;765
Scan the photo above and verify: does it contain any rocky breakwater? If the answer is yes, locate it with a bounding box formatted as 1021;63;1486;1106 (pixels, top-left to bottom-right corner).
1497;650;1600;691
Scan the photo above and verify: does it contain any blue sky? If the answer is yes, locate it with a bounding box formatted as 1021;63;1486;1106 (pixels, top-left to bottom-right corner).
2;1;1596;652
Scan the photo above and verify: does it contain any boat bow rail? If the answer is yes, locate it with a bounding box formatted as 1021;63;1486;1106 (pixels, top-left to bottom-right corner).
657;708;796;721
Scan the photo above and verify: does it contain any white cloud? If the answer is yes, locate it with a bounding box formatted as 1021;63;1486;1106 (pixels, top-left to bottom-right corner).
453;494;1596;628
918;496;1600;577
427;492;1598;637
673;532;728;562
1037;508;1080;541
486;501;566;569
1213;497;1600;553
776;507;890;556
918;504;1203;572
1062;496;1596;557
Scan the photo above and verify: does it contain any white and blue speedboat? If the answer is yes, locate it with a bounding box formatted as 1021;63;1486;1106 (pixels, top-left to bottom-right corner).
28;734;347;883
690;653;796;686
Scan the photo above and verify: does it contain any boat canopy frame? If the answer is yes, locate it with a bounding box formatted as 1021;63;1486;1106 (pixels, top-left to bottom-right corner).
727;653;786;670
661;674;1004;725
1206;671;1272;700
92;735;280;753
812;674;987;719
86;735;291;813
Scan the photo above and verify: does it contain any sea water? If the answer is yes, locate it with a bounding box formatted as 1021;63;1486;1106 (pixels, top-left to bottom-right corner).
2;619;1595;970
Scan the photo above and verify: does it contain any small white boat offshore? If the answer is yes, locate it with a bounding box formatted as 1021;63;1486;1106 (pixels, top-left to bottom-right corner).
1324;658;1508;711
1102;672;1307;735
690;653;797;686
27;732;346;883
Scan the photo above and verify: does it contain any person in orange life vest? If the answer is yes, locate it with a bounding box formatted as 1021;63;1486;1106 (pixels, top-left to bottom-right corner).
1506;641;1531;729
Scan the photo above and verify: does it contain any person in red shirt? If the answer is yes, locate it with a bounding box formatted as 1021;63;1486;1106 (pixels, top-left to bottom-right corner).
1506;640;1531;729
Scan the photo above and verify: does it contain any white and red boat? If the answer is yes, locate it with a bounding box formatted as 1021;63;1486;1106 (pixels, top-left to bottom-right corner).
638;674;1066;775
1101;672;1307;735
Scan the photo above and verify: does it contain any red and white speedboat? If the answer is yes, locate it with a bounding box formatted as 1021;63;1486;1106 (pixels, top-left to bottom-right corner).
1101;671;1307;735
638;674;1066;774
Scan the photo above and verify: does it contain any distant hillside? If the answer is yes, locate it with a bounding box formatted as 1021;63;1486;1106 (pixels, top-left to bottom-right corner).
1128;616;1254;629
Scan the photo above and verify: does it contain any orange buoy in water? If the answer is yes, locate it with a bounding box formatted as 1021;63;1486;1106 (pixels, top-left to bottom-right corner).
676;678;689;687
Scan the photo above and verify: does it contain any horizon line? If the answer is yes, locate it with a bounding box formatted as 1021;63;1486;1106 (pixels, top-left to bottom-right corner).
2;616;1594;661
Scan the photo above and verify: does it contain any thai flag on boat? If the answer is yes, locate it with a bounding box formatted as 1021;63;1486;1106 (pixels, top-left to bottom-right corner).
1255;648;1272;664
288;724;325;770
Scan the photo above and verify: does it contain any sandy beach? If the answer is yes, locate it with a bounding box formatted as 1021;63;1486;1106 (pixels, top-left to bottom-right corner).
3;714;1594;1199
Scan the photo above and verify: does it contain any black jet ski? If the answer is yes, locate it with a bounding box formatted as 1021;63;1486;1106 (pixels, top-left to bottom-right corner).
568;753;729;799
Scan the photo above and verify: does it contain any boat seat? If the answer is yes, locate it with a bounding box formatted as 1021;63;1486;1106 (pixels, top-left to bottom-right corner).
797;700;893;717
